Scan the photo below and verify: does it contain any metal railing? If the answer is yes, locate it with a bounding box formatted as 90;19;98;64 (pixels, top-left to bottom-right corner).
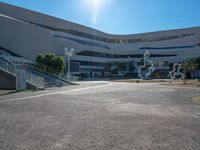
24;63;79;84
0;54;79;86
0;57;15;75
0;55;33;64
26;71;44;89
0;58;44;89
30;63;65;77
64;75;79;84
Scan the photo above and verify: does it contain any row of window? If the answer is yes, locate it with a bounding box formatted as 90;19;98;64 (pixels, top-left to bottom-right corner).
72;60;104;67
55;35;111;49
27;21;195;44
76;51;177;59
140;45;196;50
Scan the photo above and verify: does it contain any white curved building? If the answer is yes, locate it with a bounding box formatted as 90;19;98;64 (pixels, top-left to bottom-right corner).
0;2;200;78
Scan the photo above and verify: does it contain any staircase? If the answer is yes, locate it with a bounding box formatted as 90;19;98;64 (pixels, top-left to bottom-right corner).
0;57;44;89
0;57;75;89
22;64;74;88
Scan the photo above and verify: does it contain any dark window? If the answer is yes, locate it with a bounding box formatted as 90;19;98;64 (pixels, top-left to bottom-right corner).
26;21;195;44
76;51;176;58
140;45;196;50
55;35;111;49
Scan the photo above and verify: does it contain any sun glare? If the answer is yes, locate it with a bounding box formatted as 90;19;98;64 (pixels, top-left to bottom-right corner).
81;0;109;24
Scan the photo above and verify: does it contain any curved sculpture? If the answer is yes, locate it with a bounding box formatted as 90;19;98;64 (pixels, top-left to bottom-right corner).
169;63;185;79
137;51;155;80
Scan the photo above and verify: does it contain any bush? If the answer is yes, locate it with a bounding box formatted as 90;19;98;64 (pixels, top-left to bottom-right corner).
152;71;169;79
181;57;199;74
36;53;64;74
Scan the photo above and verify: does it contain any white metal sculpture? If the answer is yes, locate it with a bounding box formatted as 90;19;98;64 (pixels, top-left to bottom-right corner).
137;51;155;80
169;63;185;79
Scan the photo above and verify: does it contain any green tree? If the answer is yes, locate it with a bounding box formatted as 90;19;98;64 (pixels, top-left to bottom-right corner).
193;57;200;69
181;59;198;74
36;54;44;64
36;53;64;74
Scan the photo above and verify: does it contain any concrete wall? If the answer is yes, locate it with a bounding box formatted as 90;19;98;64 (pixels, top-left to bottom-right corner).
0;69;16;89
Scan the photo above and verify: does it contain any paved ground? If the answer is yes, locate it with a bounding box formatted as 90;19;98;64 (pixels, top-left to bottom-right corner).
0;90;15;96
0;81;200;150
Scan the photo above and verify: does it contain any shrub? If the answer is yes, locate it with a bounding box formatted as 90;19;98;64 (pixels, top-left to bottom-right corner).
36;53;64;74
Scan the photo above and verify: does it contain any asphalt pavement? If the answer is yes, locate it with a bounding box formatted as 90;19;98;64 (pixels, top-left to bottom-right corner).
0;81;200;150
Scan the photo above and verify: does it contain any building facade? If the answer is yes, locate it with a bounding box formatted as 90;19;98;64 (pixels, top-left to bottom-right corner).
0;2;200;78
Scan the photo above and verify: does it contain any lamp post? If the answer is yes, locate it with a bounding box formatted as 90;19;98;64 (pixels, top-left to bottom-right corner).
64;47;75;81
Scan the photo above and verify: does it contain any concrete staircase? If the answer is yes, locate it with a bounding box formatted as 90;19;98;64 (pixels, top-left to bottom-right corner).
0;57;75;89
22;64;74;88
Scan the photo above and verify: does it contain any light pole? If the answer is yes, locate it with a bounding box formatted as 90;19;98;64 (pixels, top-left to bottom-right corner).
64;47;75;81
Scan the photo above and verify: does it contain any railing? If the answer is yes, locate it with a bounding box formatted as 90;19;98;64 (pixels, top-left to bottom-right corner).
0;57;15;75
0;58;44;89
64;75;79;84
0;55;33;64
26;71;44;89
24;63;79;84
31;63;65;77
0;55;79;86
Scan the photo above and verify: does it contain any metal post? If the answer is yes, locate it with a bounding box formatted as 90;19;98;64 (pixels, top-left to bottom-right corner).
64;47;75;82
68;55;70;81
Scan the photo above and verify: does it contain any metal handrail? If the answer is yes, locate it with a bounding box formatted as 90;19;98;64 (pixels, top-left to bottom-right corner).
0;57;16;75
0;58;44;89
64;75;79;84
23;64;78;84
0;55;33;64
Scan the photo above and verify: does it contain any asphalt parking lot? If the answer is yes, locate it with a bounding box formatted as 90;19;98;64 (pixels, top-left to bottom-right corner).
0;81;200;150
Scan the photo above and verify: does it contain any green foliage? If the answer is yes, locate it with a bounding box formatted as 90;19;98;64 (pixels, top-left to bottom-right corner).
36;53;64;74
104;61;136;75
36;54;44;64
152;71;169;79
181;57;200;73
194;57;200;69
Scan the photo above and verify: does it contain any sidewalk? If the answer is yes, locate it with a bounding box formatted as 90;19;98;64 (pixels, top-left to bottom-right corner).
0;90;15;96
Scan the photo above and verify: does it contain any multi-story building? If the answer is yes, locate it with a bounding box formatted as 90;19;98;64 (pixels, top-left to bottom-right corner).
0;2;200;79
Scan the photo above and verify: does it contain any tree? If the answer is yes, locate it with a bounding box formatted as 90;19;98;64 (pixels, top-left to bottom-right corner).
36;54;44;64
181;58;199;74
193;57;200;69
36;53;64;74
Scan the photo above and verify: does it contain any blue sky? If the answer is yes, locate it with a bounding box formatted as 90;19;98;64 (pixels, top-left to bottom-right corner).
1;0;200;34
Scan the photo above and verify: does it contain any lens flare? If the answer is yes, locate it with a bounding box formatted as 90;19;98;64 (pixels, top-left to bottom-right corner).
81;0;109;24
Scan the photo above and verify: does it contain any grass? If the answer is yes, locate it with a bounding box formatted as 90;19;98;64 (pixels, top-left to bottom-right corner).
194;96;200;104
169;80;200;88
0;90;15;96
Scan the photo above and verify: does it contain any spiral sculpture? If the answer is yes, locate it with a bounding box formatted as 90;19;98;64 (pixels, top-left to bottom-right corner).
169;63;185;79
137;51;155;80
